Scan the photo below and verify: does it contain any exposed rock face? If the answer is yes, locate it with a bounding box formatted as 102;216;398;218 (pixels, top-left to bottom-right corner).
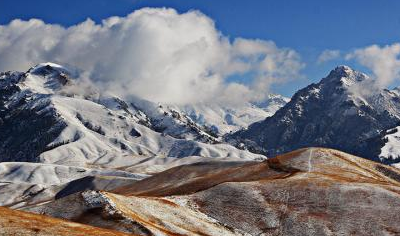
0;69;66;162
228;66;400;164
23;148;400;236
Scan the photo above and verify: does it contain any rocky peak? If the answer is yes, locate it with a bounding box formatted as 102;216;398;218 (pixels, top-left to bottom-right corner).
328;65;354;77
228;66;400;162
321;65;369;89
19;62;75;94
28;62;69;76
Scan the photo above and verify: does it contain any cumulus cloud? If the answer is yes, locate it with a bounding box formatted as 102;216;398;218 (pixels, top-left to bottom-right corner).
346;44;400;89
317;49;340;64
0;8;304;105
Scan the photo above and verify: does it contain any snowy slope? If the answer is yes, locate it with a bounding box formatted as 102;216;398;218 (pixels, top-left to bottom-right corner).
0;63;265;169
380;127;400;162
0;62;268;207
40;95;264;167
0;62;267;207
0;162;146;185
0;161;148;207
379;87;400;164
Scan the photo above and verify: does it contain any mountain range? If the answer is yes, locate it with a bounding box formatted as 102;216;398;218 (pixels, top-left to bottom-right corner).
1;62;400;235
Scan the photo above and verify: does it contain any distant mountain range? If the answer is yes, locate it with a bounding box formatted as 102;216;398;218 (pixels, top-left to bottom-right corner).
2;62;400;171
170;93;289;135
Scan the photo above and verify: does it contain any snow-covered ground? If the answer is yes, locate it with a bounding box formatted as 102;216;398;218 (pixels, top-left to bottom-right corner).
0;162;147;185
380;127;400;163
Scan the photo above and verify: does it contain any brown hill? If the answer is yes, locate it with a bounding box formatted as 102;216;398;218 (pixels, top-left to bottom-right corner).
21;148;400;235
0;205;134;236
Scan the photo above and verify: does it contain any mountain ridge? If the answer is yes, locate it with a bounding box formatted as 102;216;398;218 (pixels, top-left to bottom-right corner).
228;65;400;165
2;63;400;235
0;62;265;168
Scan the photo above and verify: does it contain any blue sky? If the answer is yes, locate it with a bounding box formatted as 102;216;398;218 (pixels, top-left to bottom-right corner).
1;0;400;97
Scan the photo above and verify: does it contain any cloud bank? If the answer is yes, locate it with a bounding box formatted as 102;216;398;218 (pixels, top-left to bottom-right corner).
0;8;303;105
346;44;400;89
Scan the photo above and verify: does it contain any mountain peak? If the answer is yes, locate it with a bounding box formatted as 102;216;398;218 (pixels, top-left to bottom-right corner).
330;65;354;76
229;65;400;161
28;62;70;76
19;63;75;94
322;65;369;88
326;65;357;80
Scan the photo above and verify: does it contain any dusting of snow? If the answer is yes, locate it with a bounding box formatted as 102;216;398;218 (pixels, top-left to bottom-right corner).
380;127;400;161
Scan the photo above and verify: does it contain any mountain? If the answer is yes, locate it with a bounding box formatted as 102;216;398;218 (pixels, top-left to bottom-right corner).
228;66;400;165
170;94;289;135
0;62;264;167
19;148;400;235
2;63;400;235
0;62;267;207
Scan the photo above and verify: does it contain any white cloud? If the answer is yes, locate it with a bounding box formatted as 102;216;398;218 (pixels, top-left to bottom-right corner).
0;8;304;105
346;44;400;89
317;49;340;64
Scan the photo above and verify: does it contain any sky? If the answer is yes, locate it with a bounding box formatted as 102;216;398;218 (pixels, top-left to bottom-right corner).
1;0;400;102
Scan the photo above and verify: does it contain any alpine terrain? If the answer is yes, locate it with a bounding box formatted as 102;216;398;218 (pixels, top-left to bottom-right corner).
1;63;400;236
229;65;400;166
0;62;265;207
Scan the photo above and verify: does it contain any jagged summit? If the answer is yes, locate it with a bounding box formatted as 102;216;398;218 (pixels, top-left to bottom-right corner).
321;65;370;88
28;62;70;75
228;66;400;164
16;62;76;94
329;65;354;76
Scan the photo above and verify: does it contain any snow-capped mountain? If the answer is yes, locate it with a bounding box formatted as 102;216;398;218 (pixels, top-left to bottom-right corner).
0;63;265;169
0;62;271;208
169;94;289;135
3;63;400;235
228;65;400;165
